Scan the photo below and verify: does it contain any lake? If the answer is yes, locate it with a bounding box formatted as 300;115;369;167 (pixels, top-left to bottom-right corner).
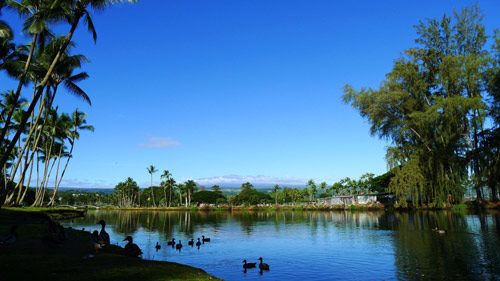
62;210;500;281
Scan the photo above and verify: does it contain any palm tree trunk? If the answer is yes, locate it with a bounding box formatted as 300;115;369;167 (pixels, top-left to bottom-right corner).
52;139;75;196
150;174;156;207
49;145;64;206
163;187;167;207
1;88;50;206
169;187;172;207
18;157;34;205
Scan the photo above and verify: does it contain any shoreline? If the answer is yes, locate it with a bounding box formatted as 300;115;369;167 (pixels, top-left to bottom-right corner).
76;200;500;212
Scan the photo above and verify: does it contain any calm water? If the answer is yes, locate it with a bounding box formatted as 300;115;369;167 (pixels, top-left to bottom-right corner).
63;210;500;281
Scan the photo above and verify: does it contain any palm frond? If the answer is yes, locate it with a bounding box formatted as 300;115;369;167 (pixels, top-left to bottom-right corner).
63;80;91;105
83;10;97;43
66;71;89;83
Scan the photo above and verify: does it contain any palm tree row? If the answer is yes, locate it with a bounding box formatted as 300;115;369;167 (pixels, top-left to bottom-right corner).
0;0;136;207
113;169;200;208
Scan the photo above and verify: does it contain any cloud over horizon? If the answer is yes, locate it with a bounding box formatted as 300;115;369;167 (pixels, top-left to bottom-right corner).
191;174;309;187
136;136;180;148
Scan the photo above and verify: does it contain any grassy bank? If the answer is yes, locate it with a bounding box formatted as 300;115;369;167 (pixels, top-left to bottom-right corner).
0;208;222;281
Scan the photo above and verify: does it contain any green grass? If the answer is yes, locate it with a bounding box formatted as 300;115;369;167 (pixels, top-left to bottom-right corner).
0;208;223;281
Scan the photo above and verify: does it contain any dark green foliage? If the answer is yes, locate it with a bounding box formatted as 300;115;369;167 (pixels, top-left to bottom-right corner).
191;190;227;204
343;5;498;205
231;186;272;205
371;171;394;193
142;186;164;207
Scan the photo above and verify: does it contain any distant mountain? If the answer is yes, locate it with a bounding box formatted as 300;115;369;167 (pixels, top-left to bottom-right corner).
58;187;115;194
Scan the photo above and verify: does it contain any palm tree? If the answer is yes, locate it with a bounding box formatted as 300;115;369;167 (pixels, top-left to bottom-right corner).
147;165;158;207
166;177;176;207
160;170;171;205
306;179;316;201
48;109;93;205
319;182;328;195
273;184;280;205
184;179;198;206
176;183;185;207
0;10;15;72
3;39;91;206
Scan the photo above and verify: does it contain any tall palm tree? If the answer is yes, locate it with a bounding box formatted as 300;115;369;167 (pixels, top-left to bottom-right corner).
166;177;176;207
0;0;138;192
3;39;90;206
176;183;185;207
306;179;316;201
48;109;93;205
273;184;280;205
147;165;158;207
160;169;171;205
184;179;197;206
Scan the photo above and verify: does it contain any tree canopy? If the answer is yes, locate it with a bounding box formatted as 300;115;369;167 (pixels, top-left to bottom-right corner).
343;5;500;205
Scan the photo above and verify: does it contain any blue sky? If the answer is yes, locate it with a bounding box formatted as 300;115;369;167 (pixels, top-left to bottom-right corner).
2;0;500;188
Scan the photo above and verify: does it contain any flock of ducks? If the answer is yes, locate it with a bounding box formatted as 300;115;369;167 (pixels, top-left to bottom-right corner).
160;235;211;252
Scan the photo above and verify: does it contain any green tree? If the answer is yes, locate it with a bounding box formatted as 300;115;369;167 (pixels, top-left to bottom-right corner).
306;179;316;201
211;184;221;194
319;181;328;194
191;190;226;205
241;182;253;190
342;5;493;205
114;177;139;207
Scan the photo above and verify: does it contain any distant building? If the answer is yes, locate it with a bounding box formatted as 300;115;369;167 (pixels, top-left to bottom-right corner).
317;193;395;205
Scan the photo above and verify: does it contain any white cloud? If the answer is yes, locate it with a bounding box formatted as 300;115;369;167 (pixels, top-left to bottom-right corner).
136;136;180;148
192;174;308;187
56;178;114;189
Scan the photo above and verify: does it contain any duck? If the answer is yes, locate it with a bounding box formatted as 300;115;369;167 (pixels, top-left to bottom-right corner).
196;238;202;247
92;230;107;254
202;235;210;242
176;240;183;250
155;241;161;251
243;259;257;269
432;227;447;234
123;236;142;257
167;238;175;246
258;257;270;270
98;220;110;245
0;225;18;245
188;238;194;246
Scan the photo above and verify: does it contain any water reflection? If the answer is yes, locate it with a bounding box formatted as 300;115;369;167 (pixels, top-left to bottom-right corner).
65;210;500;281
